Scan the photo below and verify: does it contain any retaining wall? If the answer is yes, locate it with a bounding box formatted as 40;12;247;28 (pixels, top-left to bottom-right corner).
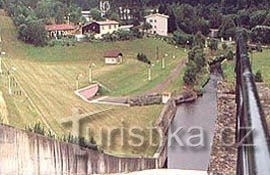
0;99;177;174
0;125;156;175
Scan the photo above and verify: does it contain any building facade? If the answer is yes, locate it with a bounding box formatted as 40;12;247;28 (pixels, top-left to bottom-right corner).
45;24;76;39
145;13;169;36
104;50;123;65
82;20;119;38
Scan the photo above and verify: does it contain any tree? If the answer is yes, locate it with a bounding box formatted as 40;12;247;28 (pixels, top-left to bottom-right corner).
225;50;234;60
18;19;48;46
110;12;120;21
193;32;205;49
209;39;218;51
69;6;82;24
172;30;193;45
249;10;267;28
183;45;206;86
183;60;197;86
222;42;228;50
91;8;103;21
218;15;237;39
251;27;270;44
174;4;209;35
137;53;151;65
142;22;152;33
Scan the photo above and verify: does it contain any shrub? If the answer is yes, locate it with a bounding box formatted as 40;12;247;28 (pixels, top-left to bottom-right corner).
255;70;263;82
256;43;263;52
226;50;234;60
222;43;228;50
209;39;218;51
172;30;193;46
137;53;151;65
27;122;46;135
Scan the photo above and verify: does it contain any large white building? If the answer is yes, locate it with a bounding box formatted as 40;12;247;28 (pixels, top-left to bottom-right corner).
145;13;169;36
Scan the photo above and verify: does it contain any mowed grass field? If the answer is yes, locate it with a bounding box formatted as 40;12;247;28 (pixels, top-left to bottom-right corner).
222;49;270;86
0;12;186;156
252;49;270;86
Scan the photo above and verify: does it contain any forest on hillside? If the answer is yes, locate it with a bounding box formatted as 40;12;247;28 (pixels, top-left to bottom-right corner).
0;0;269;46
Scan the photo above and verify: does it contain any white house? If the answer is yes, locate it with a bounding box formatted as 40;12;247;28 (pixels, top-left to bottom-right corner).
145;13;169;36
104;50;123;65
81;10;92;22
82;20;120;38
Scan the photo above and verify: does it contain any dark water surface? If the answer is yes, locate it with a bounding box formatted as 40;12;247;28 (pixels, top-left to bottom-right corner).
168;75;219;171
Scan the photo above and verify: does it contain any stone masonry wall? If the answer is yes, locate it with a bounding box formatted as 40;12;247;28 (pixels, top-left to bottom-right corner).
208;82;237;175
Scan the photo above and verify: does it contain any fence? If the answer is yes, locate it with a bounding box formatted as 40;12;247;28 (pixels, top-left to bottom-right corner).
235;35;270;174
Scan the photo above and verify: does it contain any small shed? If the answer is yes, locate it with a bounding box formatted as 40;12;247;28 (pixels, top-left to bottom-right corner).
209;28;219;38
162;92;172;104
104;50;123;65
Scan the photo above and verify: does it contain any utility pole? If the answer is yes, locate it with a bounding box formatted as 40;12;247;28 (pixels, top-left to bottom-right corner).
76;74;83;90
156;46;159;61
162;54;168;69
0;54;2;75
8;67;16;96
148;64;152;81
88;63;96;84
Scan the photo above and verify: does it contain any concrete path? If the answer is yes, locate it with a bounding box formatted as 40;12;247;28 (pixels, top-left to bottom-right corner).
147;58;187;94
90;96;130;106
168;75;219;171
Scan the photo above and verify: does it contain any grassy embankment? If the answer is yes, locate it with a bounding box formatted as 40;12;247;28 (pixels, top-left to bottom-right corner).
0;13;186;156
222;49;270;86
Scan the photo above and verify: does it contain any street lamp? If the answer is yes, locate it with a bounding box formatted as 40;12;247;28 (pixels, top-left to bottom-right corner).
174;46;178;59
88;63;96;84
76;73;83;90
148;64;152;81
185;40;190;52
0;51;6;75
8;66;16;96
162;53;168;69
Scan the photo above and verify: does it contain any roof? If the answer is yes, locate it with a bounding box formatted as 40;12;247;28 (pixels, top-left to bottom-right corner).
145;13;169;19
104;50;123;58
210;28;219;32
81;10;91;14
45;24;76;31
95;20;119;26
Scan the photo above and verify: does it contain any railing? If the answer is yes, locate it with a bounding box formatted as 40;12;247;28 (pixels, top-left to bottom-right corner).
235;35;270;174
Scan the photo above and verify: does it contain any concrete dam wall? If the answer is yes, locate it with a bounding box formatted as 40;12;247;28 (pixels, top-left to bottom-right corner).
0;124;156;175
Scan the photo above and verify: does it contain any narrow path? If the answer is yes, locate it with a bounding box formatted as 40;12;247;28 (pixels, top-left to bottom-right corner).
147;57;187;94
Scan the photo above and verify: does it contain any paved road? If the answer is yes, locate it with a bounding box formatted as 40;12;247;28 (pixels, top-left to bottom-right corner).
168;75;219;171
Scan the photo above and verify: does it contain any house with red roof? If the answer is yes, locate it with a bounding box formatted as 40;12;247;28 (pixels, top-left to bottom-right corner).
104;50;123;65
45;24;76;39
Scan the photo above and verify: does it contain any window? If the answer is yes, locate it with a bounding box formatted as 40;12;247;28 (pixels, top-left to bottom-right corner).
154;20;157;23
109;25;111;29
150;19;153;23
